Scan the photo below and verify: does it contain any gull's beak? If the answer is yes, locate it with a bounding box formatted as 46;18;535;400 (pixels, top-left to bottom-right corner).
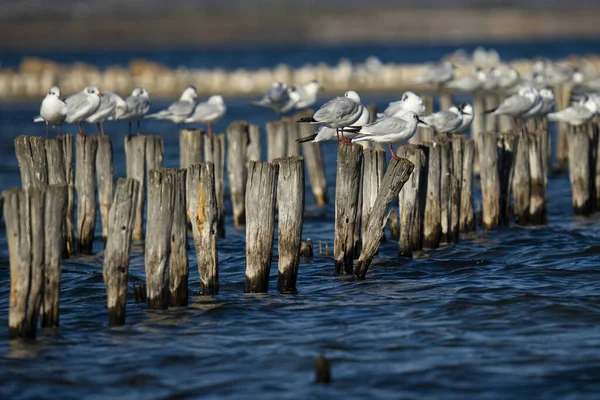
462;112;471;116
418;118;427;125
98;92;103;97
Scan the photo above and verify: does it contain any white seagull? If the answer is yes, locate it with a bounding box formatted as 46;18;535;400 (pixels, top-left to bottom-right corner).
484;87;539;124
294;80;323;110
251;81;291;114
34;86;67;137
457;102;474;132
85;91;127;135
297;105;370;143
119;87;151;136
146;86;198;124
382;91;426;118
65;86;103;135
416;61;455;85
421;106;468;134
547;95;598;126
184;95;227;136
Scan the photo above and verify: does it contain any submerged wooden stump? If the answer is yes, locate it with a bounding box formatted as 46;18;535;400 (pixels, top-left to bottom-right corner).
297;110;328;206
45;138;68;255
96;135;114;245
125;135;146;241
226;121;249;227
76;134;98;254
245;161;279;293
434;135;451;243
498;131;517;226
528;131;548;224
103;178;139;326
274;156;305;294
204;133;226;238
180;128;203;169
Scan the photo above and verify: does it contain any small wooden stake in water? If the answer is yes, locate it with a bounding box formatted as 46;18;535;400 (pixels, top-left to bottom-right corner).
76;134;98;254
227;121;249;227
169;169;188;307
103;178;139;326
449;135;464;243
96;135;114;245
245;161;279;293
315;355;332;384
125;135;146;241
180;128;203;169
423;142;442;249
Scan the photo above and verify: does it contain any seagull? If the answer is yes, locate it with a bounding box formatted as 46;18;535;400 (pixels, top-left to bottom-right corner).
382;91;426;118
520;88;544;121
497;66;521;90
251;81;290;114
484;86;539;125
297;105;370;143
65;86;103;135
281;86;301;114
34;86;67;138
184;95;226;137
85;91;127;135
446;69;485;92
294;80;323;110
547;95;598;126
352;112;425;159
416;61;455;85
421;106;467;134
457;102;474;132
146;86;198;124
119;87;151;136
297;90;364;143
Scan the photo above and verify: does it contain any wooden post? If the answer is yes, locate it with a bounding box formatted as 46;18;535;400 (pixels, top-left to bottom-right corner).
449;135;464;243
296;110;327;205
274;156;305;294
103;178;139;326
226;121;249;227
187;163;219;295
485;94;499;132
125;135;146;241
498;132;517;226
423;142;442;248
266;120;287;161
472;91;485;175
180;128;203;169
554;85;571;171
245;161;279;293
145;135;164;177
398;145;426;257
145;169;175;309
433;135;451;243
24;188;44;339
460;139;475;232
45;139;68;254
529;132;548;224
355;158;414;280
567;124;594;216
62;135;75;256
334;145;363;275
512;130;531;225
284;118;300;156
169;169;188;307
76;134;98;254
388;208;400;240
439;90;453;112
96;135;114;245
479;132;500;229
14;136;48;190
204;133;226;237
361;148;386;245
247;124;261;162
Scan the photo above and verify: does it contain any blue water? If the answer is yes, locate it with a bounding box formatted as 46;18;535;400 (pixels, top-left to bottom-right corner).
2;40;600;399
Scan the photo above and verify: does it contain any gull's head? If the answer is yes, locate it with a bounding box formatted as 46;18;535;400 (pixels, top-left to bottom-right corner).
459;102;473;116
344;90;361;104
181;86;198;102
584;96;598;114
540;88;555;101
491;67;502;78
47;86;61;99
402;91;425;115
407;111;426;126
572;70;584;85
288;86;301;102
208;95;224;105
85;86;103;97
305;80;322;94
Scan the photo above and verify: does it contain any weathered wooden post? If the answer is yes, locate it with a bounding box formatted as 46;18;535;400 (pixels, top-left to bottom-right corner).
423;142;442;248
388;208;400;240
567;124;594;216
449;135;464;243
45;138;68;254
479;132;500;229
14;136;48;190
227;121;249;227
529;132;548;224
180;128;203;169
168;169;188;306
498;132;517;226
62;135;75;256
296;110;328;206
145;169;175;309
433;135;452;243
554;85;571;171
512;130;531;225
439;90;453;112
76;134;98;254
361;148;386;245
102;178;139;326
187;163;219;295
398;145;426;257
485;94;499;132
204;133;226;237
266;120;287;161
460;139;475;232
247;124;261;162
274;156;305;293
25;188;44;338
125;135;146;241
245;161;279;293
334;145;363;275
284;118;300;156
355;158;414;280
472;91;485;175
145;135;164;176
96;135;114;245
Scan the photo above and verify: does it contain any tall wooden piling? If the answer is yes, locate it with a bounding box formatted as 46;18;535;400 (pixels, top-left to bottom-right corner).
479;132;500;229
284;118;300;156
145;169;175;309
274;156;305;294
361;148;386;245
45;138;68;255
245;161;279;293
76;134;98;254
355;158;414;280
423;142;442;248
334;145;363;275
187;163;219;295
145;135;164;176
529;132;548;224
204;133;226;237
472;91;485;175
247;124;261;162
14;136;48;189
460;139;475;232
180;129;203;169
296;110;328;206
226;121;249;227
439;90;453;112
25;188;44;339
266;120;287;161
398;145;426;257
96;135;114;245
125;135;146;241
169;169;188;307
498;132;517;226
434;135;452;243
512;130;531;225
554;85;571;171
485;94;499;132
449;135;464;243
62;135;75;256
567;124;594;216
103;178;139;326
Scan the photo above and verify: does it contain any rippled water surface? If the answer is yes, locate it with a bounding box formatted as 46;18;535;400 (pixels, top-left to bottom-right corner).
2;41;600;399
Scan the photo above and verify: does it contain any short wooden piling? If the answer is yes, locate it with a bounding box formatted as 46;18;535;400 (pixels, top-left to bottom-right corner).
247;124;261;162
96;135;114;245
169;169;189;307
512;130;531;225
266;120;287;161
334;145;363;275
460;139;475;232
439;90;453;112
274;156;305;293
361;148;386;245
554;85;571;171
479;132;500;229
76;134;98;254
472;91;485;175
145;169;176;309
449;135;464;243
187;163;219;295
180;128;203;169
226;121;249;227
62;135;75;256
125;135;146;241
42;184;67;328
245;161;279;293
25;188;44;338
434;135;452;243
355;158;414;280
398;145;426;257
14;136;48;189
284;118;300;156
567;124;594;216
102;178;139;326
528;132;547;224
498;132;518;226
45;138;68;254
145;135;164;176
423;142;442;248
485;94;499;132
204;134;226;237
